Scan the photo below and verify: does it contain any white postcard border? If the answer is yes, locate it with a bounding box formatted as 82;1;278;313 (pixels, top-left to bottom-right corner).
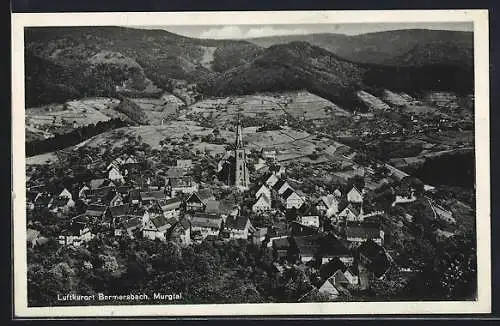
12;9;491;317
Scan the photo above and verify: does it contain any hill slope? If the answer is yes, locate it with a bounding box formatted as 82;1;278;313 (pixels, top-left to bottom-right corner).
247;29;473;68
25;26;263;106
25;27;474;110
200;41;473;110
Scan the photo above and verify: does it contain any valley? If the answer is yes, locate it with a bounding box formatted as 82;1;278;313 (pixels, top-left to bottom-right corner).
23;25;478;306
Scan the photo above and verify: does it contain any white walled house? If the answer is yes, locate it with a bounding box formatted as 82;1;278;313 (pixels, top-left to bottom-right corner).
48;196;75;213
316;194;340;217
142;215;170;241
223;215;254;240
190;213;223;240
298;215;320;229
255;184;272;200
108;165;124;183
58;224;94;247
265;173;280;188
282;189;304;210
347;186;363;203
58;188;73;200
253;194;272;212
338;204;361;222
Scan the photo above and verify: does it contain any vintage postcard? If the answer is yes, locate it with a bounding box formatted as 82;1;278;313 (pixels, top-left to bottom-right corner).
12;10;490;317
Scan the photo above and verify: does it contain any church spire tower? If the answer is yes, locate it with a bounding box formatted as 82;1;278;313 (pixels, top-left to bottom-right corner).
234;116;249;190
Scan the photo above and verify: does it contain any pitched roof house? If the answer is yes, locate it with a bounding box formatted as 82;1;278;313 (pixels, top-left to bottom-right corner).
190;213;223;240
158;197;183;219
205;199;239;219
255;184;272;199
115;217;143;238
346;221;384;246
140;190;166;205
58;188;73;199
318;277;340;299
166;218;191;246
106;204;131;224
58;223;94;247
223;215;254;240
48;196;75;213
316;194;340;217
84;204;108;219
186;189;215;212
108;165;124;183
142;215;171;241
347;186;364;204
265;173;280;188
281;188;304;210
89;178;114;190
338;203;362;222
252;193;272;213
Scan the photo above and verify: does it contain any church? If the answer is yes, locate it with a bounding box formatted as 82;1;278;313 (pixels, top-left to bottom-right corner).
217;121;250;191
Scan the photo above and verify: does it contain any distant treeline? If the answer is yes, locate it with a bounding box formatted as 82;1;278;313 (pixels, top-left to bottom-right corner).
413;151;475;188
26;118;129;157
25;52;137;107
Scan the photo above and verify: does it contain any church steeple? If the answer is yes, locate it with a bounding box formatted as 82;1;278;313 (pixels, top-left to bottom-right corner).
235;117;244;149
233;115;249;190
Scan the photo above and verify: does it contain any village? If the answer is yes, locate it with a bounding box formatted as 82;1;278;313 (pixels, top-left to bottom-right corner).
25;112;464;303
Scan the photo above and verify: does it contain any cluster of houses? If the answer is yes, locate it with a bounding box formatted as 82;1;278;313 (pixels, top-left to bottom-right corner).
26;155;258;248
252;166;305;213
26;143;458;300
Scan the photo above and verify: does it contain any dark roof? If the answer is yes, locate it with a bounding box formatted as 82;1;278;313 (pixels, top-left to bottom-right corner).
190;213;222;228
34;194;52;205
187;189;214;204
69;222;88;235
121;217;142;230
319;257;347;280
272;237;291;249
150;215;169;229
298;204;316;216
225;215;250;230
50;196;71;207
89;186;116;200
159;197;183;210
281;188;295;200
346;222;381;240
108;204;130;217
117;186;130;194
318;236;350;256
292;235;322;256
255;193;271;205
140;191;165;200
168;176;193;187
273;179;286;191
85;204;107;216
340;203;361;216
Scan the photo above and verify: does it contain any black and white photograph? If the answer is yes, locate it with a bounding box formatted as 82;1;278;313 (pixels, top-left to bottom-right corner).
12;10;490;317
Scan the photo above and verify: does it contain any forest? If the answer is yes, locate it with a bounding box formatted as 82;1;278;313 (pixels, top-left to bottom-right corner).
25;119;129;157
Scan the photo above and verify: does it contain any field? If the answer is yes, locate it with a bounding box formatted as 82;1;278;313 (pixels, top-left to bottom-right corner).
182;91;351;125
357;90;391;111
127;94;183;125
25;98;125;138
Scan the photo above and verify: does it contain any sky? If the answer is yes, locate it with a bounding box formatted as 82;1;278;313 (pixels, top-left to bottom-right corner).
136;22;473;39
